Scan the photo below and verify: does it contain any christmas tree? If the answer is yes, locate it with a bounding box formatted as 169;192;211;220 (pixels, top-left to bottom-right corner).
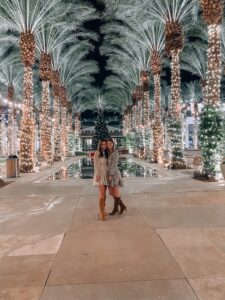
199;105;224;178
92;110;111;149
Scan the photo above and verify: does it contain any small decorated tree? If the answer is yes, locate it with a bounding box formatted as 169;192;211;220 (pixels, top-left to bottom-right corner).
92;110;111;149
199;105;224;179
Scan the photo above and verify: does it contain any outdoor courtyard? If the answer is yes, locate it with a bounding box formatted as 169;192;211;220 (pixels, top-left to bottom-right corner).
0;156;225;300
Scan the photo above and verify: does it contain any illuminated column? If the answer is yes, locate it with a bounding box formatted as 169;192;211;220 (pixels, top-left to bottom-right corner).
20;65;35;172
40;52;52;162
122;114;126;136
75;113;81;151
205;24;222;105
61;105;68;157
60;86;68;158
40;81;52;161
7;105;14;155
67;107;75;156
171;50;182;118
141;71;151;159
51;70;61;161
128;107;132;134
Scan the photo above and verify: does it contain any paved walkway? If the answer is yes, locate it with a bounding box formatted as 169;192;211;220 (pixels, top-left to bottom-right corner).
0;157;225;300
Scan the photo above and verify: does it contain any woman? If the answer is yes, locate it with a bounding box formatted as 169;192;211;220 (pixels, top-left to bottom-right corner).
107;138;127;215
93;139;109;221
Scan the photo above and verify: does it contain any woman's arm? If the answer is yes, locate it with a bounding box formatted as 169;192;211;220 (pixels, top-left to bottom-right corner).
94;151;100;177
108;150;119;176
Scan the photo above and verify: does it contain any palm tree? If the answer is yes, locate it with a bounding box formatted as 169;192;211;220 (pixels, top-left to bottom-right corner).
199;0;224;105
36;24;70;162
0;0;59;171
148;0;198;167
0;57;23;156
59;59;98;157
181;44;207;100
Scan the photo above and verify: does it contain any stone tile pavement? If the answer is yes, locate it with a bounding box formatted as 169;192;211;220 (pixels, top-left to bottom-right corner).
0;157;225;299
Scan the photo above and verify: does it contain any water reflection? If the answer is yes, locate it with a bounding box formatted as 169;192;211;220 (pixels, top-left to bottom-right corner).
47;158;158;181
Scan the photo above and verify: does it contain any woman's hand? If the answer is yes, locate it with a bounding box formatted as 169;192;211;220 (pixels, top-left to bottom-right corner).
96;175;101;182
109;176;113;181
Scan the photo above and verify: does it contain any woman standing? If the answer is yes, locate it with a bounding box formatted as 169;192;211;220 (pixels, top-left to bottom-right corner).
93;139;109;221
107;139;127;215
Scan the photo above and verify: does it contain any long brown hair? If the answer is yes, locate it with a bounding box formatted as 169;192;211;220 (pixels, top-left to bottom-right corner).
107;138;116;153
97;139;109;158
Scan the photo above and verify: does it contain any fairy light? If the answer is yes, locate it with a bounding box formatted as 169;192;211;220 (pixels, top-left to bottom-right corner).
75;113;81;151
61;105;68;157
152;74;163;163
40;80;52;161
205;24;222;105
60;86;68;158
51;70;61;161
7;107;14;155
141;71;152;159
67;107;75;156
20;65;35;172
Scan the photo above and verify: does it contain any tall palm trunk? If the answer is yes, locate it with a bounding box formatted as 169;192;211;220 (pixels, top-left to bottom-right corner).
74;114;81;152
200;0;223;105
51;70;61;161
61;105;67;157
60;86;68;158
141;71;151;159
40;52;52;161
151;52;163;163
7;86;15;155
165;21;185;167
40;80;52;161
67;107;75;156
153;74;163;163
19;31;35;172
20;65;35;172
205;25;222;105
170;51;182;117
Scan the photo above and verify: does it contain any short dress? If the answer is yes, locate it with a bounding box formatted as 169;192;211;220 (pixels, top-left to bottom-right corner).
93;150;108;186
108;150;124;187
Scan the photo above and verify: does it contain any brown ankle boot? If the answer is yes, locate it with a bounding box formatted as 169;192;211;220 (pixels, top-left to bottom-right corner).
119;198;127;215
99;198;106;221
109;197;120;216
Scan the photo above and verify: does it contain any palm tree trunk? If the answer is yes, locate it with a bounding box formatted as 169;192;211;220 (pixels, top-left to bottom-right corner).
74;114;81;152
53;92;61;161
170;51;181;118
169;51;184;166
20;65;34;172
153;74;163;163
67;109;74;156
143;90;151;159
40;80;52;161
61;105;68;157
205;24;222;105
0;115;4;156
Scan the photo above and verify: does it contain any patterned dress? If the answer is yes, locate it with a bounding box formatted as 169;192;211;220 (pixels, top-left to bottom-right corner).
108;150;124;187
93;150;108;186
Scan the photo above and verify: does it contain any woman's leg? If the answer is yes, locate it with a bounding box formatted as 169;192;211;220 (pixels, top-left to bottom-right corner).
110;186;127;215
109;186;120;215
98;185;107;221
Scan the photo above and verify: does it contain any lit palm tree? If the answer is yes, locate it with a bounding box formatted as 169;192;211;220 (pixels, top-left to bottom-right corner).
59;59;98;157
199;0;224;105
181;44;207;99
0;0;59;171
0;57;23;156
148;0;198;167
36;24;72;162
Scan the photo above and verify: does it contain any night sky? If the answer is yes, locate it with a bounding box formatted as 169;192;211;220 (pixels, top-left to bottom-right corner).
82;1;198;121
85;0;110;88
